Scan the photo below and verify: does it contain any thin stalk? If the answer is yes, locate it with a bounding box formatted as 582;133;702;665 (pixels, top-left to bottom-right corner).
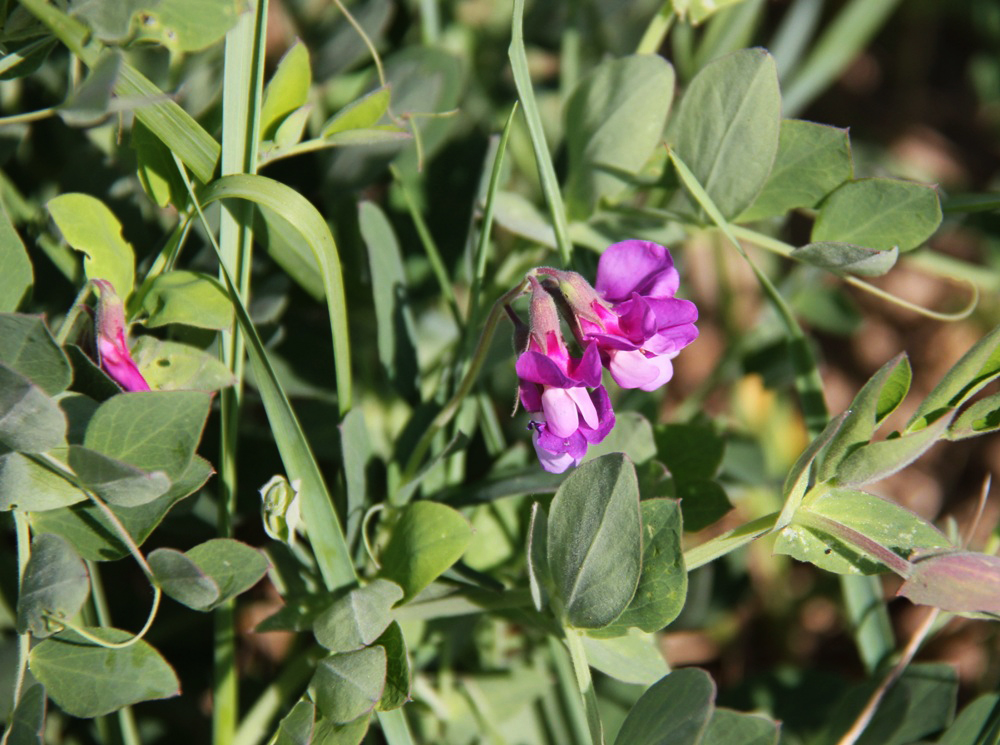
836;607;941;745
548;632;601;745
0;513;32;745
216;2;267;742
402;279;529;481
684;511;780;571
54;588;162;649
0;107;57;126
637;3;675;55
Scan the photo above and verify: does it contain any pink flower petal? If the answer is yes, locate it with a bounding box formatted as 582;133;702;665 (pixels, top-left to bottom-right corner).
565;386;599;430
542;387;580;438
607;349;660;389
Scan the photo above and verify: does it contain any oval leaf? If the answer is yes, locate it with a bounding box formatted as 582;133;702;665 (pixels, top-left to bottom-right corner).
309;646;387;724
0;314;71;395
0;364;67;454
148;548;220;611
131;337;236;392
16;533;90;638
0;451;86;512
792;242;898;277
67;445;171;507
668;48;781;220
29;628;180;717
260;40;312;140
184;538;269;609
564;55;675;217
139;270;233;330
580;628;669;686
547;453;641;629
812;178;942;253
374;621;411;711
313;579;404;653
378;501;473;601
835;413;952;487
46;193;134;298
613;667;716;745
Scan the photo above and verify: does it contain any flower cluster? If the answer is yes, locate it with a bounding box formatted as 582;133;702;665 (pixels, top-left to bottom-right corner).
512;241;698;473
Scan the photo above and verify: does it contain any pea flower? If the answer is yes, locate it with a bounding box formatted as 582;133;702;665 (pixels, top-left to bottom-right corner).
515;276;614;473
93;279;150;392
552;240;698;392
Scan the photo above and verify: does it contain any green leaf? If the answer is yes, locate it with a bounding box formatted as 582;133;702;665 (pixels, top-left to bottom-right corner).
16;533;89;638
0;205;33;312
131;337;236;392
135;0;242;52
83;391;211;481
254;205;324;300
564;55;675;218
309;647;387;724
948;392;1000;440
67;445;170;507
829;663;956;745
29;455;212;561
357;201;418;400
313;579;404;653
378;501;473;601
655;422;725;480
548;453;642;629
526;502;550;612
613;667;715;745
777;412;848;531
678;479;732;533
311;713;371;745
322;86;391;137
274;699;316;745
132;119;187;209
148;548;220;611
580;628;669;686
0;364;67;453
819;353;911;480
374;621;410;711
339;409;371;549
673;0;748;24
274;105;312;148
46;193;134;298
29;627;180;717
898;552;1000;615
738;119;853;221
812;178;942;253
274;699;315;745
701;709;779;745
668;48;781;220
261;40;312;140
200;174;352;415
57;50;120;127
184;538;269;609
935;693;1000;745
775;487;952;575
139;270;233;330
5;683;46;745
600;498;686;634
586;411;658;465
907;325;1000;432
792;242;898;277
0;451;85;512
834;413;952;487
0;315;72;396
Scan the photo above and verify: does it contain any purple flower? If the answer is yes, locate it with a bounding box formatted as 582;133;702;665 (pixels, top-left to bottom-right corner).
515;277;614;473
93;279;150;392
562;240;698;391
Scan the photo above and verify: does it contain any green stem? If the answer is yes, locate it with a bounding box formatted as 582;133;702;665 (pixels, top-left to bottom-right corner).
549;629;603;745
683;511;780;571
636;3;675;55
51;588;162;649
232;648;318;745
0;513;32;745
402;279;529;482
0;107;57;126
55;281;94;346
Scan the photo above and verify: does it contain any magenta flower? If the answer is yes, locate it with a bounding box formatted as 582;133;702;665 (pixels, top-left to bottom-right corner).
515;277;614;473
560;240;698;391
93;279;150;392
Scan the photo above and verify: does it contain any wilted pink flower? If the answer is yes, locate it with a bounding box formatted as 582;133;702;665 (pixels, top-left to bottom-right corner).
554;240;698;391
515;277;614;473
93;279;150;392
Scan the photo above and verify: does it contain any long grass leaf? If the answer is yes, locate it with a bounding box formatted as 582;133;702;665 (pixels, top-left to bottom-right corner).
177;163;357;592
508;0;573;266
200;175;353;416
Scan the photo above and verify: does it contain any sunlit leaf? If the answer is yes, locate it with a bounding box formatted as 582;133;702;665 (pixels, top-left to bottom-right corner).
139;270;233;330
261;41;312;140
